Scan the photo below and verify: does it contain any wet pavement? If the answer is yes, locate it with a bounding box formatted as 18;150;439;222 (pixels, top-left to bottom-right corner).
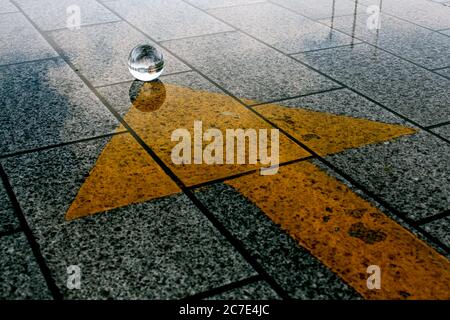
0;0;449;300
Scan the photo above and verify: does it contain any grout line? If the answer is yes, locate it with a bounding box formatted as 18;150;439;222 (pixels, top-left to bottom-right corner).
0;164;62;300
432;66;450;71
182;275;264;300
94;70;194;89
288;42;364;55
249;87;345;107
425;121;450;130
188;156;315;190
0;56;60;69
0;227;23;238
415;210;450;226
0;131;127;160
0;10;20;16
43;19;123;33
157;29;237;43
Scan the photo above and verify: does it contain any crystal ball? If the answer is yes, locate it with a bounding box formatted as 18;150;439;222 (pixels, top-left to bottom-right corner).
127;44;165;81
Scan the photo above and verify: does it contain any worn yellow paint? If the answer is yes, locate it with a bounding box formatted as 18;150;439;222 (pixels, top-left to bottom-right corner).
65;133;180;220
226;161;450;300
120;83;309;186
254;103;416;155
67;82;416;219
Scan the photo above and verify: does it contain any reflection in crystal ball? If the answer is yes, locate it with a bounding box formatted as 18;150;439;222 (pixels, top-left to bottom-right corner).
127;44;165;81
129;80;166;112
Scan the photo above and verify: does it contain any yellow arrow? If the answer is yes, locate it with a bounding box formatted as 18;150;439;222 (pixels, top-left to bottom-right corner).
65;82;450;299
66;82;413;219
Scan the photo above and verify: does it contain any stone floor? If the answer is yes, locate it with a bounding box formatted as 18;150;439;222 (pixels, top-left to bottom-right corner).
0;0;449;300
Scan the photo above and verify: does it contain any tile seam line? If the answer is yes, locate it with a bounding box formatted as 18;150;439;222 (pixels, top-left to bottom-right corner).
426;121;450;129
432;66;450;71
100;0;450;255
94;70;194;88
0;56;60;69
0;10;20;16
0;131;128;160
182;0;450;143
154;29;237;43
248;87;345;107
182;275;264;300
187;156;315;190
416;210;450;226
0;164;62;300
43;19;124;33
16;0;291;300
287;42;365;56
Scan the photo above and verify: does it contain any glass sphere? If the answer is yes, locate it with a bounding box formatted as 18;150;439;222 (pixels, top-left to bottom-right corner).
127;44;165;81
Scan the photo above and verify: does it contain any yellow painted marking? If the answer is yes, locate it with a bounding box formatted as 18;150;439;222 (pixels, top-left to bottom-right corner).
254;103;416;155
65;133;180;220
226;161;450;299
67;82;415;219
121;83;309;186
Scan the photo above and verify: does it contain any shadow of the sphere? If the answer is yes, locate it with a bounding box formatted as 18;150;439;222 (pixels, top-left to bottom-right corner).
129;80;166;112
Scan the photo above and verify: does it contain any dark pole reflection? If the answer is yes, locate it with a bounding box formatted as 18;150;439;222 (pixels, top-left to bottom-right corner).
329;0;336;40
351;0;359;48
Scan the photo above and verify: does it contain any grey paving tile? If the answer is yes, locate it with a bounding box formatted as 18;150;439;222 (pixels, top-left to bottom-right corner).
195;183;360;299
0;12;58;65
15;0;121;31
0;0;18;14
435;67;450;79
361;0;450;30
326;130;450;221
103;0;234;41
97;71;224;116
0;233;52;299
0;58;119;155
271;0;365;19
422;216;450;248
49;21;190;87
206;280;281;300
1;137;256;299
294;44;450;127
319;13;450;69
163;31;340;102
207;2;356;54
187;0;265;9
0;183;19;234
440;29;450;36
431;124;450;140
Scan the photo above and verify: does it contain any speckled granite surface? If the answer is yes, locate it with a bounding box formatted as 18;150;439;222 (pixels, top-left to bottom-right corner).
0;0;448;300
